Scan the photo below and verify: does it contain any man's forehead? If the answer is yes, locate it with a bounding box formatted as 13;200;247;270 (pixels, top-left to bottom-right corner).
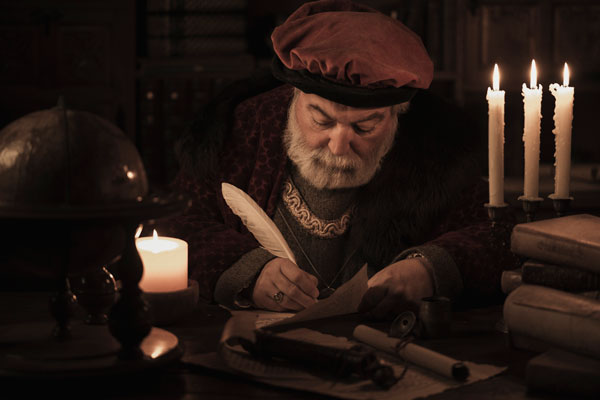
299;91;390;117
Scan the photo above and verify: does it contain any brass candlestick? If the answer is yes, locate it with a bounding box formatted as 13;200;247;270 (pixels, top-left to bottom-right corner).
484;202;511;251
548;194;574;218
484;202;509;226
518;196;543;222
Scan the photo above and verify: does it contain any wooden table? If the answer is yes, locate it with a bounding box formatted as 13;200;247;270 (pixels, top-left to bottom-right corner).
0;291;550;399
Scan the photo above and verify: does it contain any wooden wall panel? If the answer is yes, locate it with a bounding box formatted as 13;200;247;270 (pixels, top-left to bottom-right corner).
465;1;543;90
553;5;600;81
480;4;538;69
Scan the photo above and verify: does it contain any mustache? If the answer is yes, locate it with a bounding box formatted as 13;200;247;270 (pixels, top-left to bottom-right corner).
310;148;361;173
311;158;356;175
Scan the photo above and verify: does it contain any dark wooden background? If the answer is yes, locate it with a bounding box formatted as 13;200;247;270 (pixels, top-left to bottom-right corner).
1;0;599;204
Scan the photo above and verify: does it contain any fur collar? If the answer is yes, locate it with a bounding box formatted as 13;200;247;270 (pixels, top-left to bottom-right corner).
351;90;483;268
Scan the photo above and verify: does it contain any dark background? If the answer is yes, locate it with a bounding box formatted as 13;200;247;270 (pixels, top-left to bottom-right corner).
1;0;599;211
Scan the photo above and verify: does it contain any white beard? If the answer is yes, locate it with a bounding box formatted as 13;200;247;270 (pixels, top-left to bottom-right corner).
283;95;397;190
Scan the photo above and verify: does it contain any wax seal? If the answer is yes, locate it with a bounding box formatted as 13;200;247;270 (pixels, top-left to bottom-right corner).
389;311;417;338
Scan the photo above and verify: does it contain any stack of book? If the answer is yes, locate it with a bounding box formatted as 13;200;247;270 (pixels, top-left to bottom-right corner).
502;214;600;397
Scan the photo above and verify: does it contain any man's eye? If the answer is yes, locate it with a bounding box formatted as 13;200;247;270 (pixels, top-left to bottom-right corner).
352;124;374;134
313;119;334;128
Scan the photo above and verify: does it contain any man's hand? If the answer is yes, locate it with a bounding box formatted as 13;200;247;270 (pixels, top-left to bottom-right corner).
358;258;434;320
252;258;319;311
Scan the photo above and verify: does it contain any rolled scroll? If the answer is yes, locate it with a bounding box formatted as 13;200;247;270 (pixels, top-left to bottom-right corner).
503;284;600;358
353;325;469;380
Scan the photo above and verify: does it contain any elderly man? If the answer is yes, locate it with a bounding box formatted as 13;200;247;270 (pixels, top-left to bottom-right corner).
164;0;518;319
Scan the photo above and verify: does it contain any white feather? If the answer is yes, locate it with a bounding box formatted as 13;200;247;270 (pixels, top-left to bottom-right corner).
221;182;296;263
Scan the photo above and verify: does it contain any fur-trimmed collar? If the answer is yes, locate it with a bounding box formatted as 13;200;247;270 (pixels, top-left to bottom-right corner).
351;90;483;268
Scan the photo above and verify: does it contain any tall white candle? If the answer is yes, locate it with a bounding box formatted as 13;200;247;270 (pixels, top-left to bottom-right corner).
486;64;505;206
137;230;188;293
549;63;574;198
522;59;543;199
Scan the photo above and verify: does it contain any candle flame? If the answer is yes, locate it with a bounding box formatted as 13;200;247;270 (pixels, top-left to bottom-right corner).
135;224;143;238
150;344;166;359
563;62;569;86
530;59;537;89
493;64;500;91
137;230;178;254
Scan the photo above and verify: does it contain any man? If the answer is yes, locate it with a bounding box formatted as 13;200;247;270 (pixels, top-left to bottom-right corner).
163;0;518;319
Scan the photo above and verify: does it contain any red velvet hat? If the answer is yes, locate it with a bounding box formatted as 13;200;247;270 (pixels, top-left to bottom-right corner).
271;0;433;107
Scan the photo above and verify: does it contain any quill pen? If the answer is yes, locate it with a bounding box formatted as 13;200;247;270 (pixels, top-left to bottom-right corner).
221;182;296;263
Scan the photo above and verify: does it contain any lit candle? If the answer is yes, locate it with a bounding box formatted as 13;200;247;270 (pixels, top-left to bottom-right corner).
522;59;543;199
549;63;574;198
136;230;188;293
486;64;505;206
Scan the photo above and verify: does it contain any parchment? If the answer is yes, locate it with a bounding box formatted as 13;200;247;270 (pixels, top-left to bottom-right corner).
230;264;368;328
184;323;506;400
353;325;469;380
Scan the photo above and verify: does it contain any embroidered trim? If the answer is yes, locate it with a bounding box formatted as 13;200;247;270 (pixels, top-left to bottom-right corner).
282;177;354;239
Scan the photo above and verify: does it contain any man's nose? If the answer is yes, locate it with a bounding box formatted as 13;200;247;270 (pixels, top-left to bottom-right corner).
327;126;353;156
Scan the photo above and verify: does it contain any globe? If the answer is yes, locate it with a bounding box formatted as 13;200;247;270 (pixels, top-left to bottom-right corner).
0;103;149;287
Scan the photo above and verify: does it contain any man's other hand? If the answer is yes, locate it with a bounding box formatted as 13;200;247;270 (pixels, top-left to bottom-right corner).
358;258;434;320
252;258;319;311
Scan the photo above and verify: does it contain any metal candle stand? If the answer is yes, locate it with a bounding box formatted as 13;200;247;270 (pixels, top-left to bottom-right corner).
485;194;573;228
518;196;544;222
548;194;574;218
484;203;511;250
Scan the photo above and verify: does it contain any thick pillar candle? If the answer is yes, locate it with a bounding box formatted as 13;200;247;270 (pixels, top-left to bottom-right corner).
522;60;543;199
486;64;505;206
137;230;188;293
549;63;574;198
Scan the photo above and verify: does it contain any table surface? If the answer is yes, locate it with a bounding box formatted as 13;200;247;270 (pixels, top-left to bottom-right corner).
0;291;560;400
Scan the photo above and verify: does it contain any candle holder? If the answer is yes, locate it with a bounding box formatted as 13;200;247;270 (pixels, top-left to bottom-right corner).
484;203;511;250
518;196;543;222
484;202;509;225
142;279;199;326
548;194;574;218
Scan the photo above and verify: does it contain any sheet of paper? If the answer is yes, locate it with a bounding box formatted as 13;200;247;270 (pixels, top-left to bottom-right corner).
184;327;507;400
270;263;368;327
229;263;368;328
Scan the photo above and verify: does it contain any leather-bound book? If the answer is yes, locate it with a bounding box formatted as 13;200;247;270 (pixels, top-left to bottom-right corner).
521;259;600;292
500;269;522;294
510;214;600;274
503;285;600;359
